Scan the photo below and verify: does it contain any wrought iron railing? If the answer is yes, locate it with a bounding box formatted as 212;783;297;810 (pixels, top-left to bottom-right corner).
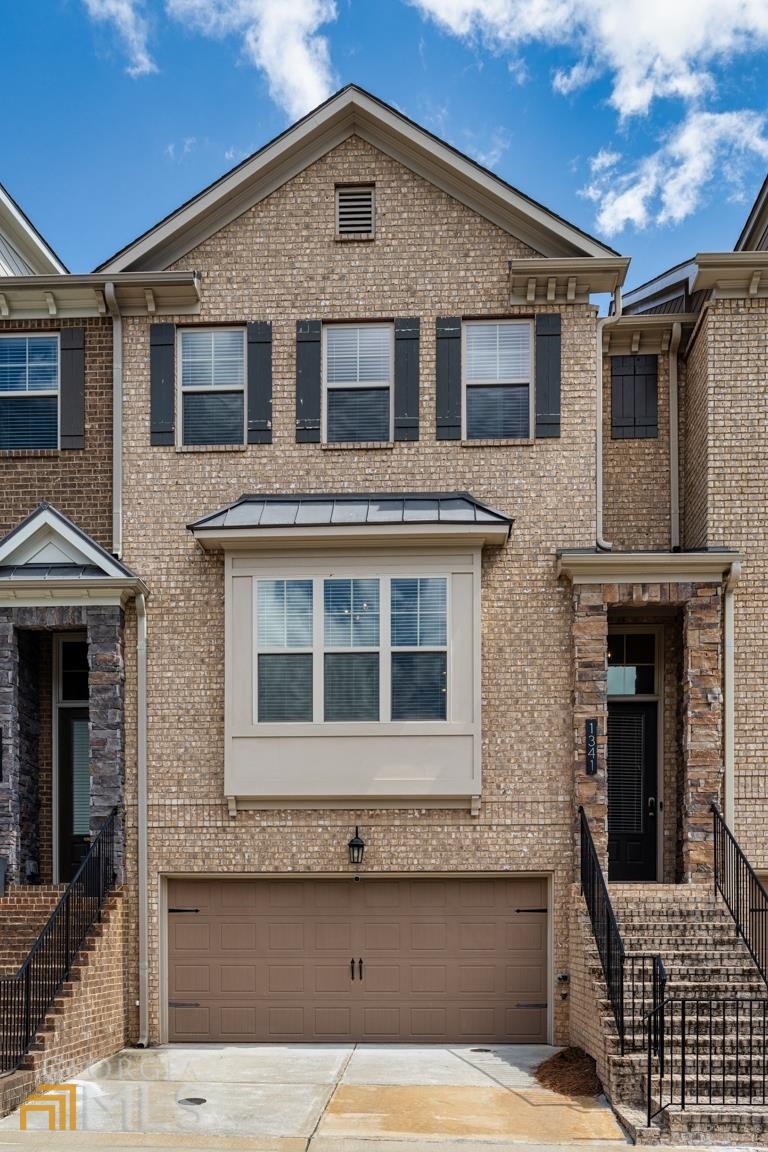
712;802;768;985
647;997;768;1125
625;952;667;1053
579;806;627;1051
0;808;118;1072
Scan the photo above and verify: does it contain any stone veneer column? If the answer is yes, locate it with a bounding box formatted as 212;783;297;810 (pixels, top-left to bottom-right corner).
572;585;609;871
87;607;125;879
0;610;20;882
681;585;723;881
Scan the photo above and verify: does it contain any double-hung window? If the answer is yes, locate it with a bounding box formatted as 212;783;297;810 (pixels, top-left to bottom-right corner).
463;320;531;439
0;334;59;450
255;573;448;724
324;324;392;443
180;328;245;446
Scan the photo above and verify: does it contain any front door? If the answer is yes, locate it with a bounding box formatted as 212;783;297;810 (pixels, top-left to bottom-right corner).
607;701;658;881
58;707;90;881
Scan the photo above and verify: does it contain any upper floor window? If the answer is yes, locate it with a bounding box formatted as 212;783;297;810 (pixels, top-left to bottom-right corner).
324;324;393;443
463;320;532;439
608;632;656;696
179;328;245;446
0;334;59;450
611;354;658;439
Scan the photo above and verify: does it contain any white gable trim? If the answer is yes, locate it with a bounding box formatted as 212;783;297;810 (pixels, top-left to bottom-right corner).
0;505;128;578
0;184;66;276
98;87;619;273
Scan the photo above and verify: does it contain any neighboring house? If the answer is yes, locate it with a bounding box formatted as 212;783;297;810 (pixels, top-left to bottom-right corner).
1;87;768;1139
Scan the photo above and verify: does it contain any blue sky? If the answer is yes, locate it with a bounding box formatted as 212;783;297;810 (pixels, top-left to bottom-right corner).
4;0;768;290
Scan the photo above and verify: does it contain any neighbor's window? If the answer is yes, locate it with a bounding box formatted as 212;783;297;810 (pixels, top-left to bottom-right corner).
611;355;658;439
256;574;447;722
180;328;245;446
0;334;59;450
463;320;531;439
324;324;392;443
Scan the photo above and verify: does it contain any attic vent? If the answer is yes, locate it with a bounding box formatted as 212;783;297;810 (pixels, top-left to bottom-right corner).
336;186;375;237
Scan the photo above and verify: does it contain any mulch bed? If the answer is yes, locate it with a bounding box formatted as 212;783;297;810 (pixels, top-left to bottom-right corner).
534;1046;603;1097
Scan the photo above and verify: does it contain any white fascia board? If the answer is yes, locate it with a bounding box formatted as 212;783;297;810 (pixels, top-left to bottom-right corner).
604;314;699;355
735;175;768;252
0;185;66;275
692;252;768;296
557;550;740;584
0;272;200;319
193;522;510;549
98;87;618;273
0;506;130;577
0;579;147;607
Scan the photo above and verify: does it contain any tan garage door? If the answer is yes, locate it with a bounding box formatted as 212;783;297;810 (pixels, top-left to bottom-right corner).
167;876;547;1043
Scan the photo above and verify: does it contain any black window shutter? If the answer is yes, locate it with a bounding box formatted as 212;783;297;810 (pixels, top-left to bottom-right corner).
59;327;85;450
150;323;175;446
296;320;321;442
611;354;657;438
394;317;419;441
435;317;461;440
535;314;561;438
247;321;272;444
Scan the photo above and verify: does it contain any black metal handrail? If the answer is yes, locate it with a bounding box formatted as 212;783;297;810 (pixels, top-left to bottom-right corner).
0;808;118;1072
625;952;667;1053
647;996;768;1125
712;802;768;985
579;806;627;1052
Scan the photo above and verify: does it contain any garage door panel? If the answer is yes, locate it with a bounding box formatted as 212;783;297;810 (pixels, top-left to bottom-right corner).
168;877;548;1043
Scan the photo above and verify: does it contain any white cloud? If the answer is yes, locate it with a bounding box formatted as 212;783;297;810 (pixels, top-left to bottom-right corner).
82;0;156;76
408;0;768;118
166;0;337;119
581;110;768;235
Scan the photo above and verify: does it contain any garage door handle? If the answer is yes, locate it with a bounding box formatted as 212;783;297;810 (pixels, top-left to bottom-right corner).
358;958;363;981
350;958;355;981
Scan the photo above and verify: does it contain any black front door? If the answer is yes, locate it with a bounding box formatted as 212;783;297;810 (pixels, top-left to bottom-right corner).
58;708;90;881
607;701;657;881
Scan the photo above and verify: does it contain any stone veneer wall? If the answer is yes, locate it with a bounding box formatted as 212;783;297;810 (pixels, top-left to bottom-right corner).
0;606;125;883
572;581;723;881
119;133;602;1045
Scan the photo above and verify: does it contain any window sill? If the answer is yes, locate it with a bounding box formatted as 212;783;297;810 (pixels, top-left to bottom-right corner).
0;449;60;458
176;443;249;453
321;441;395;451
460;437;534;447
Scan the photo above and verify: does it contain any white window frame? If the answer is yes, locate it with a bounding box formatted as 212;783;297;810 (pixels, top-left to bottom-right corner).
254;574;449;725
322;323;394;444
461;319;533;440
177;326;246;447
225;547;482;804
0;332;60;450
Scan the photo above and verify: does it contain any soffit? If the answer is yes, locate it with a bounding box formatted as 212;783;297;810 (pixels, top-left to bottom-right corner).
557;549;740;584
691;253;768;298
97;85;620;274
189;492;512;549
0;272;201;320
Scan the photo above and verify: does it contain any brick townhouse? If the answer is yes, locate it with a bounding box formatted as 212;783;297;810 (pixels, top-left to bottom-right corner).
1;86;768;1136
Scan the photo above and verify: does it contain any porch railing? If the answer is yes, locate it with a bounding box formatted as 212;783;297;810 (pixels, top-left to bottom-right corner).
712;802;768;985
0;808;118;1072
647;997;768;1125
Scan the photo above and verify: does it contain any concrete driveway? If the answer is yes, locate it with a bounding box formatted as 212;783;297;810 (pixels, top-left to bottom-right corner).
0;1043;629;1151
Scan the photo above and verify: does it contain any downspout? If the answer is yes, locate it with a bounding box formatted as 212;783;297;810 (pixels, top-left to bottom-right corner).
724;562;741;828
136;592;149;1047
668;323;682;550
595;287;623;550
104;283;123;559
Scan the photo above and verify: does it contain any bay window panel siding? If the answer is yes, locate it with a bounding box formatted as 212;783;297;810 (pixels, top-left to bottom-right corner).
258;654;313;721
324;653;379;721
326;388;389;442
466;385;529;440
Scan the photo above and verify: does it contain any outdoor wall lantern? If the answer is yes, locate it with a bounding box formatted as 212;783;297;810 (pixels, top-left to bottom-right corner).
348;827;365;865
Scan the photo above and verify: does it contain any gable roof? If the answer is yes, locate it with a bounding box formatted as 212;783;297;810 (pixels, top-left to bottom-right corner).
0;503;146;603
0;183;66;275
736;173;768;252
97;85;620;274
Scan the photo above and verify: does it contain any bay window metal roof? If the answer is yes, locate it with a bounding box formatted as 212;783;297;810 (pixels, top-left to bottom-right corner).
189;492;512;548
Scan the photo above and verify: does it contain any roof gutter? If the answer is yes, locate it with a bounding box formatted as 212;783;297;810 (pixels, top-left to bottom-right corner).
595;288;623;550
136;591;150;1048
669;322;682;550
104;283;123;558
724;561;741;827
